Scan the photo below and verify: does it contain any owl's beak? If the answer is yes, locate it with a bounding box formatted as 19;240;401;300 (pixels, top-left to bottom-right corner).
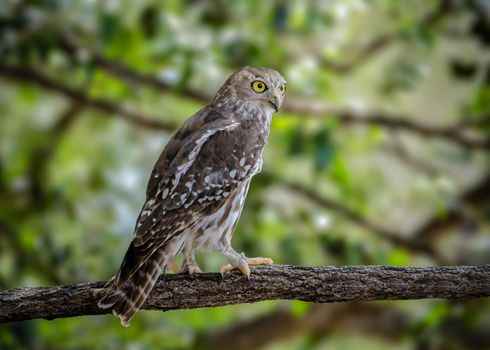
269;91;282;112
268;101;278;112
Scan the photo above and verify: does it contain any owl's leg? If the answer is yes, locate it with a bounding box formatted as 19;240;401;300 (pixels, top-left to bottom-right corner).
219;248;250;278
181;248;202;275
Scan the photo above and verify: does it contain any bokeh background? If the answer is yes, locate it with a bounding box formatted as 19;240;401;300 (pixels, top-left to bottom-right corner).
1;0;490;349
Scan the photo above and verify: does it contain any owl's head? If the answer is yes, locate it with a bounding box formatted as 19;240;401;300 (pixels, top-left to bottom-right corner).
213;66;286;113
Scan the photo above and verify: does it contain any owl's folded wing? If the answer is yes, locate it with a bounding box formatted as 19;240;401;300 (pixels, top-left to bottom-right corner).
132;115;261;248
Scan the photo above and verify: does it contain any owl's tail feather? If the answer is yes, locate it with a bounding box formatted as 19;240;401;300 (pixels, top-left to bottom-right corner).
97;248;168;327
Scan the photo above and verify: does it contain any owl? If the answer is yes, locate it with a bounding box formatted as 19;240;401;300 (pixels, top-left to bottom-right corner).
98;66;286;326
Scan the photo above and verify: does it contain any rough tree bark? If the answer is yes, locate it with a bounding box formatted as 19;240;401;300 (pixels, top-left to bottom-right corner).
1;265;489;323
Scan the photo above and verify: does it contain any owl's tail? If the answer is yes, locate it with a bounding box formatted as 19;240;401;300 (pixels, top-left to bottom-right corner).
97;246;168;327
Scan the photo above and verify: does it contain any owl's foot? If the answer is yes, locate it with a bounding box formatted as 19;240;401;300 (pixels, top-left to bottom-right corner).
219;257;273;280
182;263;202;275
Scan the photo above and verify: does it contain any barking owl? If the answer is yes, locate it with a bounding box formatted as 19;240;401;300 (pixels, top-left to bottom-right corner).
98;66;286;326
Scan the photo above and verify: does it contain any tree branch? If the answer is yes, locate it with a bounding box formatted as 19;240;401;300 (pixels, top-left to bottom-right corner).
59;32;210;103
0;62;175;131
1;265;489;323
283;98;490;150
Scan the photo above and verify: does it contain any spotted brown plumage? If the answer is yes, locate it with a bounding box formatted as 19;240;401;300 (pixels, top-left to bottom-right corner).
98;66;286;326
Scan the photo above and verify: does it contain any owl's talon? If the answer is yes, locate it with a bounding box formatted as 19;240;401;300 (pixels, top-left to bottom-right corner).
219;263;250;280
182;264;202;275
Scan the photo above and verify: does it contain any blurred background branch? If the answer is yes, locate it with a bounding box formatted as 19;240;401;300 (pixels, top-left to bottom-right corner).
0;62;175;131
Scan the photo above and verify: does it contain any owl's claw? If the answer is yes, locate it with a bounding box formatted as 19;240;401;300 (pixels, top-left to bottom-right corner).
182;263;202;275
219;263;251;280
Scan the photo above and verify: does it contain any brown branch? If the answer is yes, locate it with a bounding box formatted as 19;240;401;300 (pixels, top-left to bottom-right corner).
59;32;210;102
0;62;175;131
52;102;83;133
283;98;490;150
1;265;489;323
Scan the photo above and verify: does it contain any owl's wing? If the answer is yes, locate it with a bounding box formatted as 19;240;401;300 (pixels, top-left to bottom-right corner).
132;110;262;248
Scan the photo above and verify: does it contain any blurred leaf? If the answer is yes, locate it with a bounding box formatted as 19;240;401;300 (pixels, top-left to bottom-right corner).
382;60;424;94
329;154;351;189
471;13;490;46
401;24;436;49
272;2;288;32
465;85;490;121
387;248;411;266
99;13;120;44
287;128;306;155
312;126;334;172
450;60;478;81
290;300;310;318
199;0;229;28
224;39;261;66
319;235;347;258
424;302;450;328
140;5;160;38
287;124;335;172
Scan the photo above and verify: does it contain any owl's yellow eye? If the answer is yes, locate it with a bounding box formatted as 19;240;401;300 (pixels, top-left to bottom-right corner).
279;85;285;94
251;81;267;93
